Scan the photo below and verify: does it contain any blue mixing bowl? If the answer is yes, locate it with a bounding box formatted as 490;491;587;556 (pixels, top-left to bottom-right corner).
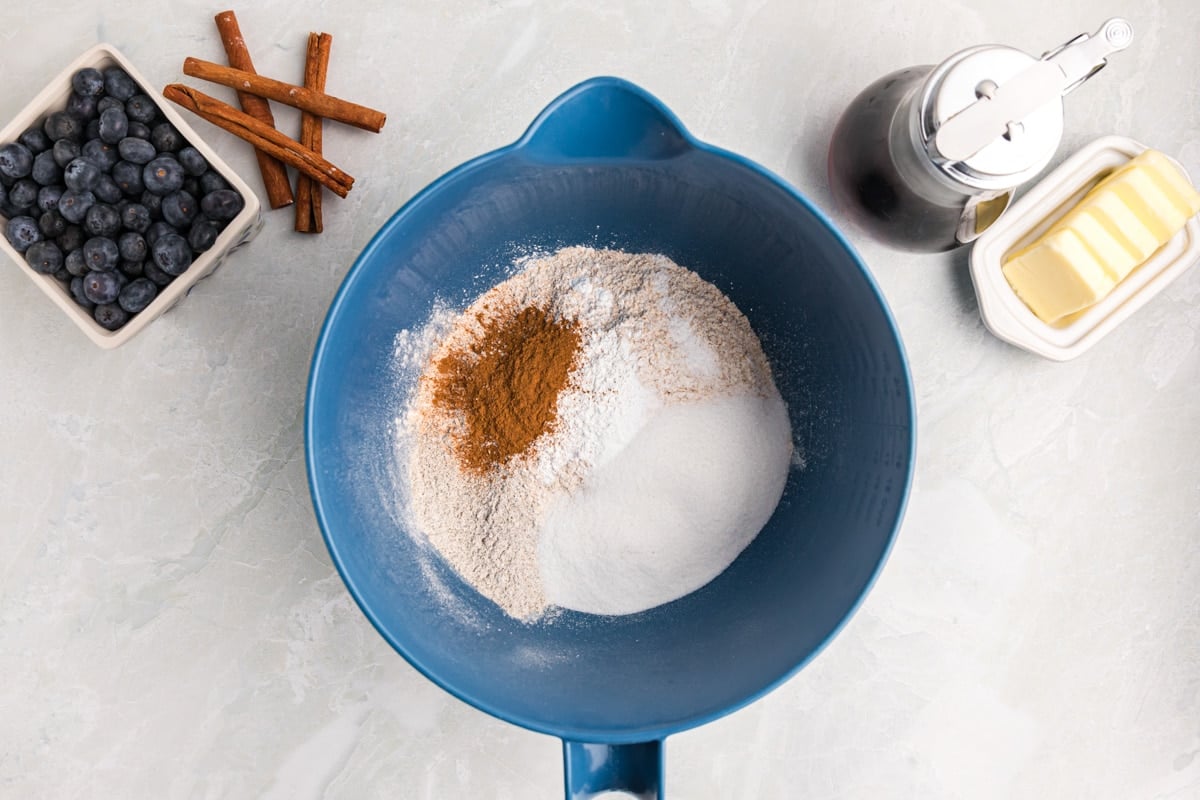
306;77;915;799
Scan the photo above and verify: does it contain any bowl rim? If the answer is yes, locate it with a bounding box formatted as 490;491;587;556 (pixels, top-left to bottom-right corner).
304;75;918;743
0;42;261;349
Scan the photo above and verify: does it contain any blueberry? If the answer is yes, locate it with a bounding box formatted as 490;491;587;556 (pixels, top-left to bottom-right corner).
120;202;150;233
18;127;51;155
161;190;198;228
117;230;147;262
82;138;119;171
64;247;88;276
54;266;71;283
57;224;85;253
43;111;86;143
85;119;101;141
8;179;38;210
198;170;229;195
143;156;184;195
117;276;157;313
30;150;62;186
4;215;41;251
36;184;63;213
52;139;80;168
63;158;101;192
25;240;63;274
94;303;129;330
69;275;94;309
117;137;155;165
177;146;208;177
38;209;66;238
58;190;95;224
84;203;121;237
181;177;200;199
144;220;175;247
65;92;99;121
126;121;151;141
124;94;157;125
103;67;138;101
97;96;123;115
120;259;144;278
200;189;243;222
151;232;191;276
82;236;120;272
142;257;174;287
187;218;220;252
0;142;33;179
140;190;163;220
0;182;7;209
72;68;105;97
96;175;123;205
150;122;183;153
99;108;128;145
111;160;144;197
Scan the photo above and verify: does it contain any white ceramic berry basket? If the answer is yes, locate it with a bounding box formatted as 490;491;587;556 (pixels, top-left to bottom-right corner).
0;43;262;349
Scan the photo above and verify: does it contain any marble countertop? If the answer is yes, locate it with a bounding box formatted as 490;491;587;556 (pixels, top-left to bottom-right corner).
2;1;1198;798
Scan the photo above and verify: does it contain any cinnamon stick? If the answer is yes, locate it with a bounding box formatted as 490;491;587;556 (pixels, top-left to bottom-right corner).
295;32;332;233
214;10;294;209
162;84;354;198
182;57;385;133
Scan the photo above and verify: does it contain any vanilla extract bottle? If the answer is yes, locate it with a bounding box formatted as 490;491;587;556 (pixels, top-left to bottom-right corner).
828;19;1133;252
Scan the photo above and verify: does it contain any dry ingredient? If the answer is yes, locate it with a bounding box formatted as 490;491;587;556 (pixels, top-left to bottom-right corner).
539;394;791;615
428;305;581;474
394;246;792;620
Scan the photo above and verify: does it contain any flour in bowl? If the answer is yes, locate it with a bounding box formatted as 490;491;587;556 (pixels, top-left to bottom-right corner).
393;246;792;620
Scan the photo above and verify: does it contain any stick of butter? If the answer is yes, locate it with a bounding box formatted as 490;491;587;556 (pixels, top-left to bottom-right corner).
1002;149;1200;323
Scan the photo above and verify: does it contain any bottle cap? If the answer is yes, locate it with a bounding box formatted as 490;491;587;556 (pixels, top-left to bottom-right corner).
921;19;1133;190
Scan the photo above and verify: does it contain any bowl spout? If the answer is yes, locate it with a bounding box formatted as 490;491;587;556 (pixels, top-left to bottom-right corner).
518;76;692;162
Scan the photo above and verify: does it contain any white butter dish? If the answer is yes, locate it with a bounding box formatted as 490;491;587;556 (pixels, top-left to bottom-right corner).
969;135;1200;361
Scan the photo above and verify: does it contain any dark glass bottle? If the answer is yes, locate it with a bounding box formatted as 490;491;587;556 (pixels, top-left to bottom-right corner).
828;67;968;253
827;19;1133;253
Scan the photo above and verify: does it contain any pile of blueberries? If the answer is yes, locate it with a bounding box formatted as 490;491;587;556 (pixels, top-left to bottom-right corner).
0;65;244;332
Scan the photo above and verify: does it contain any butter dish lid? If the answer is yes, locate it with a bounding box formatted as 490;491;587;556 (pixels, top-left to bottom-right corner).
969;135;1200;361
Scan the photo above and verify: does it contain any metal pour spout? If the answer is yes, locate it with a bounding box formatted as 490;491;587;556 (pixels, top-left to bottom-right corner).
933;18;1133;163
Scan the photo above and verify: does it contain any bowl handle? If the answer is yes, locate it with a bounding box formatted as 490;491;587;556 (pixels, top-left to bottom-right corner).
517;77;691;161
563;739;663;799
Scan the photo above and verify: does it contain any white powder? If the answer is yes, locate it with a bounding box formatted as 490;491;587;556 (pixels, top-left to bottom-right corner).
539;393;792;615
393;246;792;620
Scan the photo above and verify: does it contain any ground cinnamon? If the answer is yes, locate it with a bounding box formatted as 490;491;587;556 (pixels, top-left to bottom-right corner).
429;305;581;474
